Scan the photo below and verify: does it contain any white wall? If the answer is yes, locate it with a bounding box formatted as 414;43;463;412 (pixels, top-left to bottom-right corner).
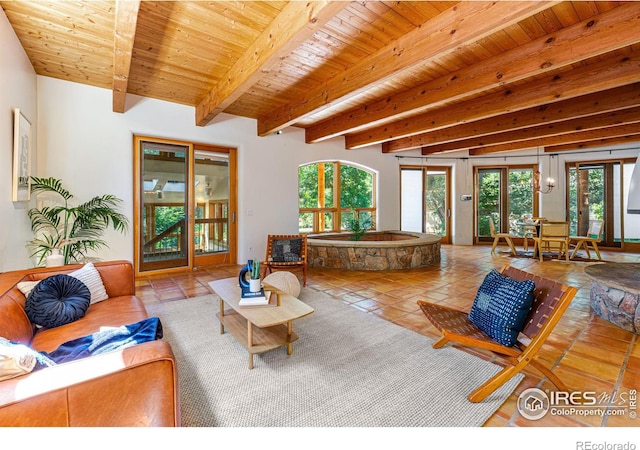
0;9;37;271
35;76;401;267
33;75;640;267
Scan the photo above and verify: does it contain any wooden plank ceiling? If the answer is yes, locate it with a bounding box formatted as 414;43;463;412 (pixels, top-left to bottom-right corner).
3;1;640;155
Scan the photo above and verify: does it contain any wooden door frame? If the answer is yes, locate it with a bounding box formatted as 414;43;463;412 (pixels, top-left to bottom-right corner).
399;164;452;244
133;135;238;277
193;143;237;267
565;158;632;250
474;164;539;244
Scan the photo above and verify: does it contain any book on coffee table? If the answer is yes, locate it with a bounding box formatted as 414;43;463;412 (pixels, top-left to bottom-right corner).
241;285;266;299
239;288;277;307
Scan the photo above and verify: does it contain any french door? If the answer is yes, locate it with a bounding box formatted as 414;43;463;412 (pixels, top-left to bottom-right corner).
134;136;237;275
475;165;537;243
567;160;626;249
400;165;451;244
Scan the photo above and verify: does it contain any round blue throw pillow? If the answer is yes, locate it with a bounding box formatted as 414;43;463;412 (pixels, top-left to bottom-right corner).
25;274;91;329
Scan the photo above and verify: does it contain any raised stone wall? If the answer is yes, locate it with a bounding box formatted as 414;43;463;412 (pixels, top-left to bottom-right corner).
307;231;441;270
585;262;640;335
590;282;640;334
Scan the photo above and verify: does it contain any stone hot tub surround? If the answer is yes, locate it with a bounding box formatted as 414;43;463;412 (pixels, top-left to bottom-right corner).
584;262;640;335
307;231;441;271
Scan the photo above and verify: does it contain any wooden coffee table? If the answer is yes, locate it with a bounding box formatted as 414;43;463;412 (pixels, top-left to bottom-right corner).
209;278;314;369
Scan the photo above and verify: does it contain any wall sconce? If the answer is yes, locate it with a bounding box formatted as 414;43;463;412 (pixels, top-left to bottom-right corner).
204;183;212;196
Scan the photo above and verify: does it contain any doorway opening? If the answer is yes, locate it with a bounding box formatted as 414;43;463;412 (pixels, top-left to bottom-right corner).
400;165;451;243
134;136;237;276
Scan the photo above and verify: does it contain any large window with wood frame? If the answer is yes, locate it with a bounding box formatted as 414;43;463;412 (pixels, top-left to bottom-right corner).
298;161;376;234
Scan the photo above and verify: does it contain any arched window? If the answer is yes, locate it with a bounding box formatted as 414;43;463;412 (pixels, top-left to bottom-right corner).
298;161;376;234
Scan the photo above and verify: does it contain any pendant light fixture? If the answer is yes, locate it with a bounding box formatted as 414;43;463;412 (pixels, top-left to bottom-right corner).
533;144;555;194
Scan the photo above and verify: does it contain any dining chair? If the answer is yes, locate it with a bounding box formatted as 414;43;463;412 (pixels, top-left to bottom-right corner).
489;217;516;255
533;221;570;262
569;219;604;260
521;217;546;252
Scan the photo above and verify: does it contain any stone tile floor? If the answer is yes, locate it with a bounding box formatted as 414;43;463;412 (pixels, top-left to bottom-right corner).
135;244;640;427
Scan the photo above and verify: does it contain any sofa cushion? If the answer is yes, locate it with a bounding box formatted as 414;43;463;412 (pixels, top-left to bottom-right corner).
44;317;163;364
468;269;535;347
29;295;149;354
25;275;91;329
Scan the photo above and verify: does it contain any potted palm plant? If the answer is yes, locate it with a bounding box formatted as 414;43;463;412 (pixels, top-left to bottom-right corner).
27;177;130;266
345;207;375;241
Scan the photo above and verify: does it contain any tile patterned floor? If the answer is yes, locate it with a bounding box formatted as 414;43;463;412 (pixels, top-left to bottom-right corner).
135;244;640;427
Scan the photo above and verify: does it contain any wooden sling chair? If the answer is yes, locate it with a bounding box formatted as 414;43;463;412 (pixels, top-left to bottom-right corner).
263;234;308;287
417;265;577;403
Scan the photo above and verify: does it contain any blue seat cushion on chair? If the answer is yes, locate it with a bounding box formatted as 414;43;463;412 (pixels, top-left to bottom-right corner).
25;274;91;329
468;269;535;347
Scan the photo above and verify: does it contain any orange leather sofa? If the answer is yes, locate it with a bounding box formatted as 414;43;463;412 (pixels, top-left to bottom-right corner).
0;260;179;426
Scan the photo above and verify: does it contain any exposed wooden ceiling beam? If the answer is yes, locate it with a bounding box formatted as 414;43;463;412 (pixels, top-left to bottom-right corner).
307;2;640;144
461;107;640;155
348;49;640;150
112;0;140;113
385;84;640;153
257;1;558;137
195;1;347;127
545;135;640;152
469;123;640;155
421;106;640;154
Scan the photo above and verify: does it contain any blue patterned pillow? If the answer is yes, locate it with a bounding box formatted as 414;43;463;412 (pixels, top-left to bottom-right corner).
468;270;535;346
271;238;303;262
25;274;91;329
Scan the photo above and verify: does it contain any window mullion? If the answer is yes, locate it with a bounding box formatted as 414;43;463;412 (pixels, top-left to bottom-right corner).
334;162;341;232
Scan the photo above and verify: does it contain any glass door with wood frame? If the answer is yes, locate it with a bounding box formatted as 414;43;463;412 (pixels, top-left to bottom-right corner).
193;148;235;266
138;140;190;273
400;166;451;244
135;137;237;275
567;160;630;249
476;166;537;243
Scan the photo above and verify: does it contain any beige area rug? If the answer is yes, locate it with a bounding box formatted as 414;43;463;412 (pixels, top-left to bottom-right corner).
146;288;523;427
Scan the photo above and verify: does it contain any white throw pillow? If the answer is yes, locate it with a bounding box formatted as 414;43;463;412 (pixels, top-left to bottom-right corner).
17;281;39;297
69;262;109;304
17;262;108;304
0;337;36;381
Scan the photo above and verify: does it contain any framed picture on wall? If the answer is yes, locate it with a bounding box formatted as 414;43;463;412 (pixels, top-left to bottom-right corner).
12;108;31;202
